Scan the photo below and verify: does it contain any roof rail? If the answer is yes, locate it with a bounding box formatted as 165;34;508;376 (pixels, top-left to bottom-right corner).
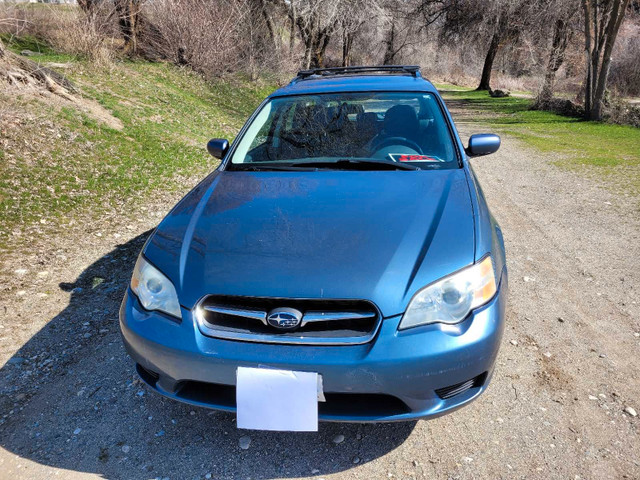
294;65;421;81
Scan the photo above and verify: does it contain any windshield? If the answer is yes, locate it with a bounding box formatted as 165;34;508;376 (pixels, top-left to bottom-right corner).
228;92;458;170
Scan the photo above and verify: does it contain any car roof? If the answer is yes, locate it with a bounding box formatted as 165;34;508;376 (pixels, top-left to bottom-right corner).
270;66;437;98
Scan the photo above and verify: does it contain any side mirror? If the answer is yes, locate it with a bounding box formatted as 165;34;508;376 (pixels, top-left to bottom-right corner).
466;134;501;157
207;138;229;159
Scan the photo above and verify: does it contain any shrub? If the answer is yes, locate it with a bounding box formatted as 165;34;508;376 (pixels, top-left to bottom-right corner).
609;21;640;98
607;99;640;127
144;0;255;77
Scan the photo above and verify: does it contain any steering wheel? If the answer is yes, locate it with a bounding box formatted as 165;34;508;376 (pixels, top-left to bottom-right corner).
370;136;423;155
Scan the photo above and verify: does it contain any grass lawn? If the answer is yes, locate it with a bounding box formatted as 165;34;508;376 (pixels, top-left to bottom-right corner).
439;87;640;196
0;36;277;248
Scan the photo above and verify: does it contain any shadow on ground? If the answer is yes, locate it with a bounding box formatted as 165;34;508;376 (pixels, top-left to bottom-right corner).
0;232;415;479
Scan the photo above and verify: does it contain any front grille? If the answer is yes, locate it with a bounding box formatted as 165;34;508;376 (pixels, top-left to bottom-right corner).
176;379;410;417
195;295;380;345
435;372;487;400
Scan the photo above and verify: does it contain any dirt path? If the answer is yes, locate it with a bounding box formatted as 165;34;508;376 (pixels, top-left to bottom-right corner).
1;102;639;480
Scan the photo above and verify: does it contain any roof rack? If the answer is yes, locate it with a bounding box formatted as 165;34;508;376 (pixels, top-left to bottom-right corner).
294;65;421;81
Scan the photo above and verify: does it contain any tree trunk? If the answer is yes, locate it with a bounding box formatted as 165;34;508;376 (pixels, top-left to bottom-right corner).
302;28;313;69
590;0;629;120
539;71;557;105
288;6;296;56
342;30;354;67
77;0;98;18
341;19;363;67
582;0;593;114
303;37;312;69
382;21;396;65
538;19;570;103
581;0;630;120
258;0;279;53
311;30;330;68
477;32;500;91
115;0;142;55
295;11;333;69
295;11;316;69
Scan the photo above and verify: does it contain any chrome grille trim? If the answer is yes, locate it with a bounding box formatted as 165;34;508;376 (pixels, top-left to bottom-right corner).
193;297;380;346
300;311;376;327
201;305;267;325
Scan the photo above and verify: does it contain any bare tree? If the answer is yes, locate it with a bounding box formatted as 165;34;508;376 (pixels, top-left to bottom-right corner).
79;0;147;56
527;0;579;104
419;0;532;91
114;0;144;54
538;19;573;103
339;0;384;66
476;21;504;90
284;1;297;56
381;0;418;65
77;0;99;17
581;0;630;120
340;15;364;66
276;0;342;68
255;0;280;53
475;3;530;91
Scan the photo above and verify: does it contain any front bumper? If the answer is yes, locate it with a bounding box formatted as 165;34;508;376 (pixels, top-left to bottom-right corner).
119;273;507;422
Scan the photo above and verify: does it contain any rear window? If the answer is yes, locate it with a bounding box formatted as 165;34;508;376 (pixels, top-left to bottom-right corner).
229;92;458;169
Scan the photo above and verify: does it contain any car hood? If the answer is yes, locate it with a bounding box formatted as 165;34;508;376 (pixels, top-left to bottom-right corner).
144;169;475;317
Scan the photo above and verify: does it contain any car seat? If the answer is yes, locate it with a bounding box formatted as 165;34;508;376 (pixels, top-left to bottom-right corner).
369;105;421;153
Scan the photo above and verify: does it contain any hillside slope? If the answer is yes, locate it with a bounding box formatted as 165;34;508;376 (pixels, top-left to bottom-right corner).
0;39;276;253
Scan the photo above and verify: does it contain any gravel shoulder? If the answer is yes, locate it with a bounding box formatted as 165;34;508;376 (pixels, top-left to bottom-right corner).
0;102;639;480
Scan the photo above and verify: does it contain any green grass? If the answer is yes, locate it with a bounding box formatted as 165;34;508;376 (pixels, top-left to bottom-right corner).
0;54;277;247
440;87;640;195
0;34;75;63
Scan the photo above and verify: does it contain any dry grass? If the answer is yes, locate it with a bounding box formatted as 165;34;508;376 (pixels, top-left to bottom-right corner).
53;16;118;65
43;5;119;67
1;3;119;67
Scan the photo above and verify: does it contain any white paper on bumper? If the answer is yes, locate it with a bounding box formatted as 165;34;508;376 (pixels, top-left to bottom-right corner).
236;366;319;431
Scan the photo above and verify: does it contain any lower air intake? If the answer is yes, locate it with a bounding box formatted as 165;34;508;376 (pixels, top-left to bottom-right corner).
435;372;487;400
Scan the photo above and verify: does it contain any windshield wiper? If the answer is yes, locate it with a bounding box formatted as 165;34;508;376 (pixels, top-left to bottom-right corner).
228;164;319;172
291;158;421;171
228;158;421;172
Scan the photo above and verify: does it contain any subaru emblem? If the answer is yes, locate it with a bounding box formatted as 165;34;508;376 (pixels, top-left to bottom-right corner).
267;307;303;330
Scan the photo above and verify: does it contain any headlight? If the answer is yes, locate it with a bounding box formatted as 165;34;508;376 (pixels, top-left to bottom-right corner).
131;256;182;319
399;256;497;330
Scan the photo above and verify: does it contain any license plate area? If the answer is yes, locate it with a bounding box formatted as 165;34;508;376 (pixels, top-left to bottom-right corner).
236;366;319;431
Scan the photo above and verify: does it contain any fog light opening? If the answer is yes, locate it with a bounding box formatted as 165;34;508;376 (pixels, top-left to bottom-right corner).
435;372;487;400
136;363;160;386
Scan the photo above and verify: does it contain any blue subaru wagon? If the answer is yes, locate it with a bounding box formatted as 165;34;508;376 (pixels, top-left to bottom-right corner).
120;65;508;428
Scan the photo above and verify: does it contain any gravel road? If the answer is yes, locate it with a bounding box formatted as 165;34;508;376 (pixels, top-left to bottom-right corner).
1;100;639;480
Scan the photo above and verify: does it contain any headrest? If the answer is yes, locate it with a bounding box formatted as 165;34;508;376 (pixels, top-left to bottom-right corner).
383;105;419;138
